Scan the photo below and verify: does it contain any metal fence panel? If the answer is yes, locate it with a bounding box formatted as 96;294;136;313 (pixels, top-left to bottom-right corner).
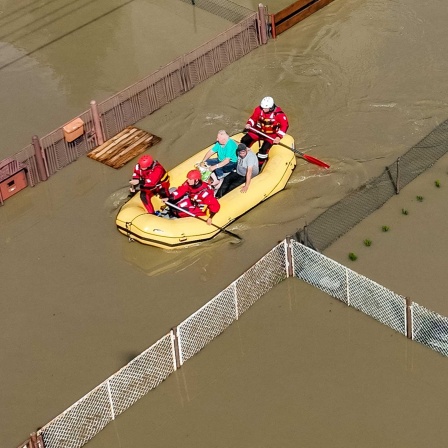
177;285;237;364
38;382;112;448
236;242;287;316
9;144;40;187
412;304;448;356
109;334;175;417
346;270;406;334
292;241;348;303
24;238;448;448
291;242;406;334
177;0;254;24
40;110;96;176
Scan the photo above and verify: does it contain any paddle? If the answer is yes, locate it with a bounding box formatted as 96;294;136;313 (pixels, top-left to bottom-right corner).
165;201;243;242
247;126;330;169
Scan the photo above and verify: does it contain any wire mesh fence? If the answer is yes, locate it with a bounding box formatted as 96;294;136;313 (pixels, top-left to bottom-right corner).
35;241;288;448
296;118;448;251
177;242;288;364
37;333;175;448
412;304;448;357
177;0;255;24
177;284;237;365
19;239;448;448
291;241;407;334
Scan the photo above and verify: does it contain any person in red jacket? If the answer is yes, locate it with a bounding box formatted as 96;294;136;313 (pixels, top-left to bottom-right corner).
129;154;170;214
165;170;220;225
241;96;289;168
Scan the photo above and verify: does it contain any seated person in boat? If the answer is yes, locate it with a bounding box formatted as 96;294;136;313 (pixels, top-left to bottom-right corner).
164;169;220;225
129;154;170;214
200;130;238;190
241;96;289;169
217;143;259;198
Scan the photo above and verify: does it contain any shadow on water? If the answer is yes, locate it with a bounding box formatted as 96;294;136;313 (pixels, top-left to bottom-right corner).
120;234;241;277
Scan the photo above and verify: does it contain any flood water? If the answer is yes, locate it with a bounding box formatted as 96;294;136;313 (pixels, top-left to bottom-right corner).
1;0;448;447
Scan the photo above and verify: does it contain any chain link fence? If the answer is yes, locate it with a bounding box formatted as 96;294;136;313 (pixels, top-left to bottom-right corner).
34;242;288;448
15;239;446;448
296;119;448;251
178;0;255;24
37;334;175;448
412;304;448;357
177;243;287;364
292;240;448;356
291;241;407;334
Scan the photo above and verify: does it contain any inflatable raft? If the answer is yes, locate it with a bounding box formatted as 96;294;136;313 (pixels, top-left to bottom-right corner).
116;132;296;249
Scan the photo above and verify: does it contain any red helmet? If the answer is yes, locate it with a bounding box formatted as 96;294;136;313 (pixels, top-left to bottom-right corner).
139;155;153;169
187;169;201;181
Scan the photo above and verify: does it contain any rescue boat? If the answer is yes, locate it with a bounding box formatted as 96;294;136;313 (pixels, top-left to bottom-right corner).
116;132;296;249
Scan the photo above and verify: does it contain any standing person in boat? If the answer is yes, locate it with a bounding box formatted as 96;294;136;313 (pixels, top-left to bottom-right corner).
200;130;238;190
129;154;170;214
164;170;220;225
216;143;259;198
241;96;289;168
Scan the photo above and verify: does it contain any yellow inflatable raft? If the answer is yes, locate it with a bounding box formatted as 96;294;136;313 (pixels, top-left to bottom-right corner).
116;132;296;249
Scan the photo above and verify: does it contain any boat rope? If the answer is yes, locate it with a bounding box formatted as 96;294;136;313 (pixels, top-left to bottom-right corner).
125;212;151;242
125;221;134;242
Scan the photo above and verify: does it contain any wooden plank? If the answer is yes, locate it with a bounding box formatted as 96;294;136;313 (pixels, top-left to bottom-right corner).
99;131;146;162
111;135;155;163
274;0;311;23
108;135;150;164
275;0;335;35
87;126;161;169
90;127;139;159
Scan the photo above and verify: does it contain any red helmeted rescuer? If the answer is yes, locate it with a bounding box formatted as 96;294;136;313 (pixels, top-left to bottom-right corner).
129;154;170;214
241;96;289;167
168;170;220;225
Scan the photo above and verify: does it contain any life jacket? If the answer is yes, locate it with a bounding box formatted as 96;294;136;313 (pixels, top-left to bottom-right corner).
256;106;284;134
138;161;169;191
188;181;214;209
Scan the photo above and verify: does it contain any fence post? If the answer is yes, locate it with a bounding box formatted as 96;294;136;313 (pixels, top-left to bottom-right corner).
90;100;105;146
31;136;48;182
171;327;181;369
270;13;276;39
395;157;401;194
405;297;413;339
30;432;44;448
285;237;294;277
258;4;268;44
106;380;116;421
233;282;239;320
345;268;350;307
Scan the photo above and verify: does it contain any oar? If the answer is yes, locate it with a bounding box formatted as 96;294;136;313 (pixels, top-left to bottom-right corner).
247;126;330;169
165;201;243;242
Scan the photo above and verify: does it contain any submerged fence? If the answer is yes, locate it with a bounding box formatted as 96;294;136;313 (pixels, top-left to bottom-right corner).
1;0;342;201
295;118;448;252
2;12;261;194
15;239;448;448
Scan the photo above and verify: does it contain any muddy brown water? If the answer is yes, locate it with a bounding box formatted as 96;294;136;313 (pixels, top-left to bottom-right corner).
1;0;448;446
